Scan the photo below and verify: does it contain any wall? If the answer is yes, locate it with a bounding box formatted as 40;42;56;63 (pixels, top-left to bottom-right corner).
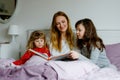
0;0;120;57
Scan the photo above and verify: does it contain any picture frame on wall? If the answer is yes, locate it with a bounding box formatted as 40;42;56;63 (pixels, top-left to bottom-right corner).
0;0;16;23
0;0;15;15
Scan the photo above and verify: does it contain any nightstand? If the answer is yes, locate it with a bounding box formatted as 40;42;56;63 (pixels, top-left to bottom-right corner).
0;42;19;59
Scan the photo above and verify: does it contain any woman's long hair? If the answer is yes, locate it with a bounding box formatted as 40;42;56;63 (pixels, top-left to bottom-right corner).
50;11;74;52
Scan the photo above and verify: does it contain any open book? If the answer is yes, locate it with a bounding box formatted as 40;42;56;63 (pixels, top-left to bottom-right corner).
29;49;70;61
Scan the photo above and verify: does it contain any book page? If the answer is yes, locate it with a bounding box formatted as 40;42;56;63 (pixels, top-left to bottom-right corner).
29;49;48;60
50;53;69;60
29;49;70;61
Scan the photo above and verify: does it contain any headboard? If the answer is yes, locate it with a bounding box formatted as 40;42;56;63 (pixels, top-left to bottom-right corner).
27;29;120;45
27;29;50;42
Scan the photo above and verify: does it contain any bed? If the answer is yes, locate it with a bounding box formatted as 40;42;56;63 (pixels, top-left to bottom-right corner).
0;29;120;80
27;29;120;70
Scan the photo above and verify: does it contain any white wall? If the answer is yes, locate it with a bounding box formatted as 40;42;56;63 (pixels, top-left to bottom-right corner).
0;0;120;56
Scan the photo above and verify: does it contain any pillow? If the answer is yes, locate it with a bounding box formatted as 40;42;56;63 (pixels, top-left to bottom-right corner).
105;43;120;71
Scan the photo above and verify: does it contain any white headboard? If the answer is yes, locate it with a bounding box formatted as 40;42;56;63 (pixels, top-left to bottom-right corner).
97;29;120;44
27;29;120;45
27;29;50;42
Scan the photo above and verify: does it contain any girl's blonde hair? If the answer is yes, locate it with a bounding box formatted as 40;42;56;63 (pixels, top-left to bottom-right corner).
50;11;74;52
26;30;47;49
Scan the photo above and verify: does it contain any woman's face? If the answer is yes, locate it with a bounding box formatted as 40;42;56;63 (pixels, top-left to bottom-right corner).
34;38;44;48
76;24;85;39
55;16;68;33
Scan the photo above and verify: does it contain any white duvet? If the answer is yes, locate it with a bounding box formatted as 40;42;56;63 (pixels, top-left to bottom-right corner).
47;60;120;80
1;58;120;80
88;67;120;80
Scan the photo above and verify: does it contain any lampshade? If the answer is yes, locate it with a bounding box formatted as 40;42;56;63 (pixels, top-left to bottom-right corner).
8;25;19;35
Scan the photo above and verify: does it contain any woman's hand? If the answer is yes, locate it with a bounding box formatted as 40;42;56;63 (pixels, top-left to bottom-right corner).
68;51;80;59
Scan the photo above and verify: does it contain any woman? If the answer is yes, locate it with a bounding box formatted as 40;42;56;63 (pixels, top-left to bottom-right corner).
49;11;79;60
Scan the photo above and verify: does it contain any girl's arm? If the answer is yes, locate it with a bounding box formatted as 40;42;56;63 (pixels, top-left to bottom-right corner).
71;48;99;62
13;50;33;65
70;48;91;61
46;49;51;57
90;47;100;64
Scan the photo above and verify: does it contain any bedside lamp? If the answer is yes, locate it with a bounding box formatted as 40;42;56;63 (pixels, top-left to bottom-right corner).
8;25;19;43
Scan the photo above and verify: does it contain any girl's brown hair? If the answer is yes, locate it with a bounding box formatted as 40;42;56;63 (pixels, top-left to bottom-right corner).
75;18;105;58
50;11;74;52
26;30;47;49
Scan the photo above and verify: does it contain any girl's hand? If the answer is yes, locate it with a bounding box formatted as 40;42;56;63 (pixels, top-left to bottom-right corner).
47;57;51;61
43;53;48;57
6;63;21;69
68;51;80;59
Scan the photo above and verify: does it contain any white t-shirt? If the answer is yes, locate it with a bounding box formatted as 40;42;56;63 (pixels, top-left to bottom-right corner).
49;40;70;56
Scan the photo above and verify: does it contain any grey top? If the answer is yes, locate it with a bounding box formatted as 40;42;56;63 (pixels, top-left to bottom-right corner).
79;46;111;68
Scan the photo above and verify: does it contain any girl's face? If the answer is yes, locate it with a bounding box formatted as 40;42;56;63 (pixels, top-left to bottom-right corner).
34;38;45;48
55;16;68;33
76;24;85;39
